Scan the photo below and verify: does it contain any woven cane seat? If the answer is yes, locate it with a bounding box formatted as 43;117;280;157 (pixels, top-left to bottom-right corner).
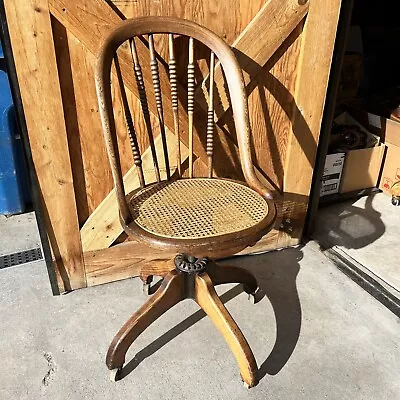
127;178;271;240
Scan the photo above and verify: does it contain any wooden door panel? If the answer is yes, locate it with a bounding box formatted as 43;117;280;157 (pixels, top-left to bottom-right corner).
4;0;341;292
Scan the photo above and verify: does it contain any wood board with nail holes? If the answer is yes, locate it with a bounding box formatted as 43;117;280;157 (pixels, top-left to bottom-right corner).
4;0;341;292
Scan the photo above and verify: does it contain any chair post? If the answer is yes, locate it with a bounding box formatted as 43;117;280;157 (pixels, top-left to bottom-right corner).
187;37;195;178
206;52;215;178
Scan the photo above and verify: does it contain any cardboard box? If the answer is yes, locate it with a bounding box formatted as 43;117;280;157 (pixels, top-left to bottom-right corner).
379;143;400;195
320;153;345;196
339;145;385;193
348;108;400;147
330;112;384;194
348;108;400;195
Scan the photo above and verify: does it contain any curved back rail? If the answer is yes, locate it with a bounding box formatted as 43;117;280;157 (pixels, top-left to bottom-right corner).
95;16;273;223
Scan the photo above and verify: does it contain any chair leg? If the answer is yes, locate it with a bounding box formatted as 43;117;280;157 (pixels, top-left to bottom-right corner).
206;261;258;295
194;272;259;388
107;269;185;375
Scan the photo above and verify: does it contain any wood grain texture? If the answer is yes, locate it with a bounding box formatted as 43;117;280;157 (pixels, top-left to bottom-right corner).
168;34;182;176
277;0;342;247
114;55;145;187
245;24;304;191
4;0;86;290
8;0;342;292
48;0;282;185
84;242;175;286
84;225;280;288
197;0;309;116
194;272;258;387
106;270;185;369
112;0;265;43
80;130;189;252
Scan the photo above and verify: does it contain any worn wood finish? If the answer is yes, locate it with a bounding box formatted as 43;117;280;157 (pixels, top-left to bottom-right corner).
6;0;342;292
106;269;185;370
114;55;146;187
95;17;279;260
206;52;215;177
106;261;260;387
168;34;182;176
194;272;258;387
277;0;342;246
97;18;276;386
81;131;187;252
4;0;86;291
84;242;176;287
187;37;195;177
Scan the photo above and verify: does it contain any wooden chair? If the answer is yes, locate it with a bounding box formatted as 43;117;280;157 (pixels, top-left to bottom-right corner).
95;16;277;388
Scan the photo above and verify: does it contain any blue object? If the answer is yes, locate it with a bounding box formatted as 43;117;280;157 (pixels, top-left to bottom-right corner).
0;70;31;214
0;41;5;71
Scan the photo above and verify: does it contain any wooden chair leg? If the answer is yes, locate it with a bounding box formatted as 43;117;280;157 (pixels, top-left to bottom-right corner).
206;262;258;295
107;269;185;374
194;272;259;388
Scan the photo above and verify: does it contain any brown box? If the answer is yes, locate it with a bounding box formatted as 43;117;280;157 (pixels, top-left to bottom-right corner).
379;143;400;195
348;108;400;195
348;108;400;146
332;111;384;194
340;145;385;193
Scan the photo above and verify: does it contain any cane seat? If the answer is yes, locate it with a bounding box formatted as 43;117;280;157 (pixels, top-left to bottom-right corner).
128;178;271;240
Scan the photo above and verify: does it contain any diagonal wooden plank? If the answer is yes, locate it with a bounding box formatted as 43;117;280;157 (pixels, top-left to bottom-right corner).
49;0;208;162
51;0;280;251
80;130;189;252
197;0;309;117
48;0;300;182
4;0;86;291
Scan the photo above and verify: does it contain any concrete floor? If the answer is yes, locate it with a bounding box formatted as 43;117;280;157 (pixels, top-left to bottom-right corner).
1;222;400;399
0;212;41;256
315;192;400;294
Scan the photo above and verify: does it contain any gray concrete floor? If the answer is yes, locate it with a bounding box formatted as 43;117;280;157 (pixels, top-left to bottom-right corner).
0;212;41;256
1;221;400;399
315;192;400;294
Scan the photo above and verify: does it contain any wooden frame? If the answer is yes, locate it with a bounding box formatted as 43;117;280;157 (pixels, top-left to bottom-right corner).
3;0;342;293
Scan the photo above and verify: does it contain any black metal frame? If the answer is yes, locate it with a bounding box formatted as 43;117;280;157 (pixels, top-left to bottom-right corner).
0;1;60;295
305;0;355;235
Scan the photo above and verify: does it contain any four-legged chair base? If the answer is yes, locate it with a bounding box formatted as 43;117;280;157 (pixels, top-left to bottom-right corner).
107;255;260;388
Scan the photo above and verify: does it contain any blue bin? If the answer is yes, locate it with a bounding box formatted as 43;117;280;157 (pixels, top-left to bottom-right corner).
0;68;31;214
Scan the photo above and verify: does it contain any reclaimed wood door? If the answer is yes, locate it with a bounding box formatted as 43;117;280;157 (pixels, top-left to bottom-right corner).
4;0;341;293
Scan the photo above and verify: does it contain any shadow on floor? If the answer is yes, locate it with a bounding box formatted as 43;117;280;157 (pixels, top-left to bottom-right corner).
315;194;386;250
119;246;303;383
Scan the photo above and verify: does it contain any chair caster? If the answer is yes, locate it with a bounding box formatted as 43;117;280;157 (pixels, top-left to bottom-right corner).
241;374;257;389
142;276;153;295
244;286;262;304
109;367;122;382
247;293;256;304
143;282;151;295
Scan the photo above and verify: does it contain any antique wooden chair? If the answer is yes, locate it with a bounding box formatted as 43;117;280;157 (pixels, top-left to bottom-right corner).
95;16;277;388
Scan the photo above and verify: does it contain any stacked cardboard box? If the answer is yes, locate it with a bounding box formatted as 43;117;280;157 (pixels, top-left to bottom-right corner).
350;109;400;196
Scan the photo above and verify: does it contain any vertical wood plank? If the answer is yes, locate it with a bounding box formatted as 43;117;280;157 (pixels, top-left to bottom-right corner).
4;0;86;290
277;0;342;246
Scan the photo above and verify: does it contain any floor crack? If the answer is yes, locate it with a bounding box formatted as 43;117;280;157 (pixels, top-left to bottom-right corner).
42;352;57;387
